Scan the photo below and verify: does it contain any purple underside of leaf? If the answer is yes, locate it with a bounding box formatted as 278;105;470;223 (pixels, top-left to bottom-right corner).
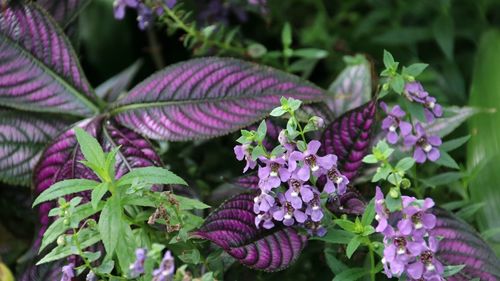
194;193;307;272
0;2;97;116
320;101;377;181
232;174;259;190
38;0;91;29
432;208;500;281
0;109;72;186
326;186;366;216
111;57;326;141
32;117;162;250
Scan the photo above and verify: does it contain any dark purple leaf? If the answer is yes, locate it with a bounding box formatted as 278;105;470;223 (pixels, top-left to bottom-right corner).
194;193;307;272
32;117;162;250
0;109;72;186
111;57;325;141
0;2;98;116
320;101;377;180
326;186;366;216
38;0;91;28
432;208;500;281
233;174;259;190
96;60;143;102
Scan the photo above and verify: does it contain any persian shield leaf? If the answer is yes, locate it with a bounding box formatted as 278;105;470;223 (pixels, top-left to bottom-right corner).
0;2;98;116
38;0;92;28
432;208;500;281
111;57;325;141
320;101;377;180
33;117;162;249
96;60;143;102
0;109;72;186
327;56;372;117
194;193;307;271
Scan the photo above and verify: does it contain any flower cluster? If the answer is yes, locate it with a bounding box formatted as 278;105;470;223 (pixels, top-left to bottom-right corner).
113;0;177;29
380;81;442;163
129;248;175;281
375;187;443;280
235;116;349;236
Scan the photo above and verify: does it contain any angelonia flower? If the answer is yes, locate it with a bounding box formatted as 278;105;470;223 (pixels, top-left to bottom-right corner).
380;102;412;144
403;81;443;122
60;263;75;281
374;187;444;280
113;0;177;30
404;123;441;163
129;248;147;278
235;135;348;236
152;251;175;281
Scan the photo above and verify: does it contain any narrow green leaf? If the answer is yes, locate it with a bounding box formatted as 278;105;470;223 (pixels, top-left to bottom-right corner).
117;167;187;187
115;222;136;274
421;172;462;187
312;229;354;244
282;22;292;48
346;236;362;258
334;219;357;233
332;267;369;281
91;182;109;210
33;179;99;207
442;264;465;277
74;127;105;167
361;200;375;226
395;157;415;171
174;195;211;210
441;135;470;152
434;151;460;169
98;195;122;257
324;248;348;274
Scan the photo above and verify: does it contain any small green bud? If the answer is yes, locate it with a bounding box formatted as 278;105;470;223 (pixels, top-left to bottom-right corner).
389;187;400;199
382;83;389;91
56;235;66;246
87;219;97;228
401;178;411;189
63;218;70;226
63;210;70;217
406;75;415;82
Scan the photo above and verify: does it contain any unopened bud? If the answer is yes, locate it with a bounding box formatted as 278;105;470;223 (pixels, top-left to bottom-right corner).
56;235;66;246
310;116;325;129
389;187;400;198
401;178;411;189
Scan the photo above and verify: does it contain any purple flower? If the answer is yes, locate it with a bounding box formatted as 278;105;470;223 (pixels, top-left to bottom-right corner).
137;4;154;30
404;123;441;163
323;166;348;195
305;193;323;222
404;82;429;104
284;176;314;209
273;194;307;226
234;144;256;172
258;156;290;191
152;251;175;281
129;248;147;278
113;0;138;19
255;211;275;229
383;235;426;277
60;263;75;281
289;140;335;181
278;130;295;157
374;186;391;234
423;96;443;122
398;197;436;236
253;192;275;213
380;102;412;144
305;220;327;237
406;237;444;280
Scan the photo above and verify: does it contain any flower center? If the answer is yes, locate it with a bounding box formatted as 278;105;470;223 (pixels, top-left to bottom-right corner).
304;155;318;171
270;162;280;177
394;237;407;254
420;250;435;270
427;101;435;109
389;125;397;132
290;179;301;192
412;212;423;229
417;138;432;152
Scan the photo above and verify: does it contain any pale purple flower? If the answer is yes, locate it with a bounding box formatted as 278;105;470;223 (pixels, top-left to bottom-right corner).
374;186;391;234
61;263;75;281
406;237;444;280
404;82;429;104
234;144;257;172
253;192;275;213
255;211;275;229
398;198;436;236
273;194;307;226
129;248;147;278
404;123;441;163
284;176;314;209
152;251;175;281
278;130;295;157
289;140;336;181
323;166;348;195
258;156;291;191
423;96;443;122
305;193;323;222
383;235;426;277
380;102;412;144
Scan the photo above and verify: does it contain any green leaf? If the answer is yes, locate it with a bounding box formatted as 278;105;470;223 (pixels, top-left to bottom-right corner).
390;75;405;94
33;179;99;207
174;195;211;210
421;172;463;188
433;13;454;60
98;195;122;258
251;145;266;161
117;167;187;187
332;267;369;281
361;200;375;226
456;202;485;221
270;107;287;117
434;151;460;169
256;120;267;141
362;155;378;164
324;248;348;274
385;194;402;212
442;264;465;277
403;63;428;77
404;98;427;122
395;157;415;171
281;22;292;48
334;219;357;233
178;249;201;264
91;182;109;210
441;135;470;152
74;127;105;167
346;236;362;258
104;146;120;180
115;222;136;274
312;229;354;244
293;48;328;59
383;50;395;69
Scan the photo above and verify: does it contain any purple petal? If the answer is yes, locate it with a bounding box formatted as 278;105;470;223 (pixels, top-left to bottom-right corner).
427;148;440;162
387;131;399;144
427;136;442;146
413;147;427;163
407;262;424;279
300;186;314;202
307;140;321;154
391;105;406;118
296;166;310;181
399;121;412;136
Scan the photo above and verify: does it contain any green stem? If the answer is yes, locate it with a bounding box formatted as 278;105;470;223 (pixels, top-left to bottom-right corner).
365;238;376;281
72;229;98;277
290;111;307;142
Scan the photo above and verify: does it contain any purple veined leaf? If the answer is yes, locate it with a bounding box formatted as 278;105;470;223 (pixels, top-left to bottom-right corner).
95;60;143;103
0;2;98;116
111;57;326;141
233;174;259;190
193;193;307;272
32;117;162;250
320;101;377;181
431;208;500;281
326;186;366;216
326;56;372;117
37;0;92;28
0;109;73;186
424;106;483;138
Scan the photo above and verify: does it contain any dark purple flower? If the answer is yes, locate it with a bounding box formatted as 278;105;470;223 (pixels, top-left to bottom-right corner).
273;194;307;226
258;156;291;191
234;144;257;172
404;82;429;104
323;166;348;195
152;251;175;281
289;140;335;181
404;123;441;163
129;248;147;278
284;176;314;209
380;102;412;144
60;263;75;281
423;96;443;122
137;4;154;30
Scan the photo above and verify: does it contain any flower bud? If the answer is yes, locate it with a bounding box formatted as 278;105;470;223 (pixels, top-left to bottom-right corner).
309;116;325;129
57;235;66;246
401;178;411;189
389;187;400;198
